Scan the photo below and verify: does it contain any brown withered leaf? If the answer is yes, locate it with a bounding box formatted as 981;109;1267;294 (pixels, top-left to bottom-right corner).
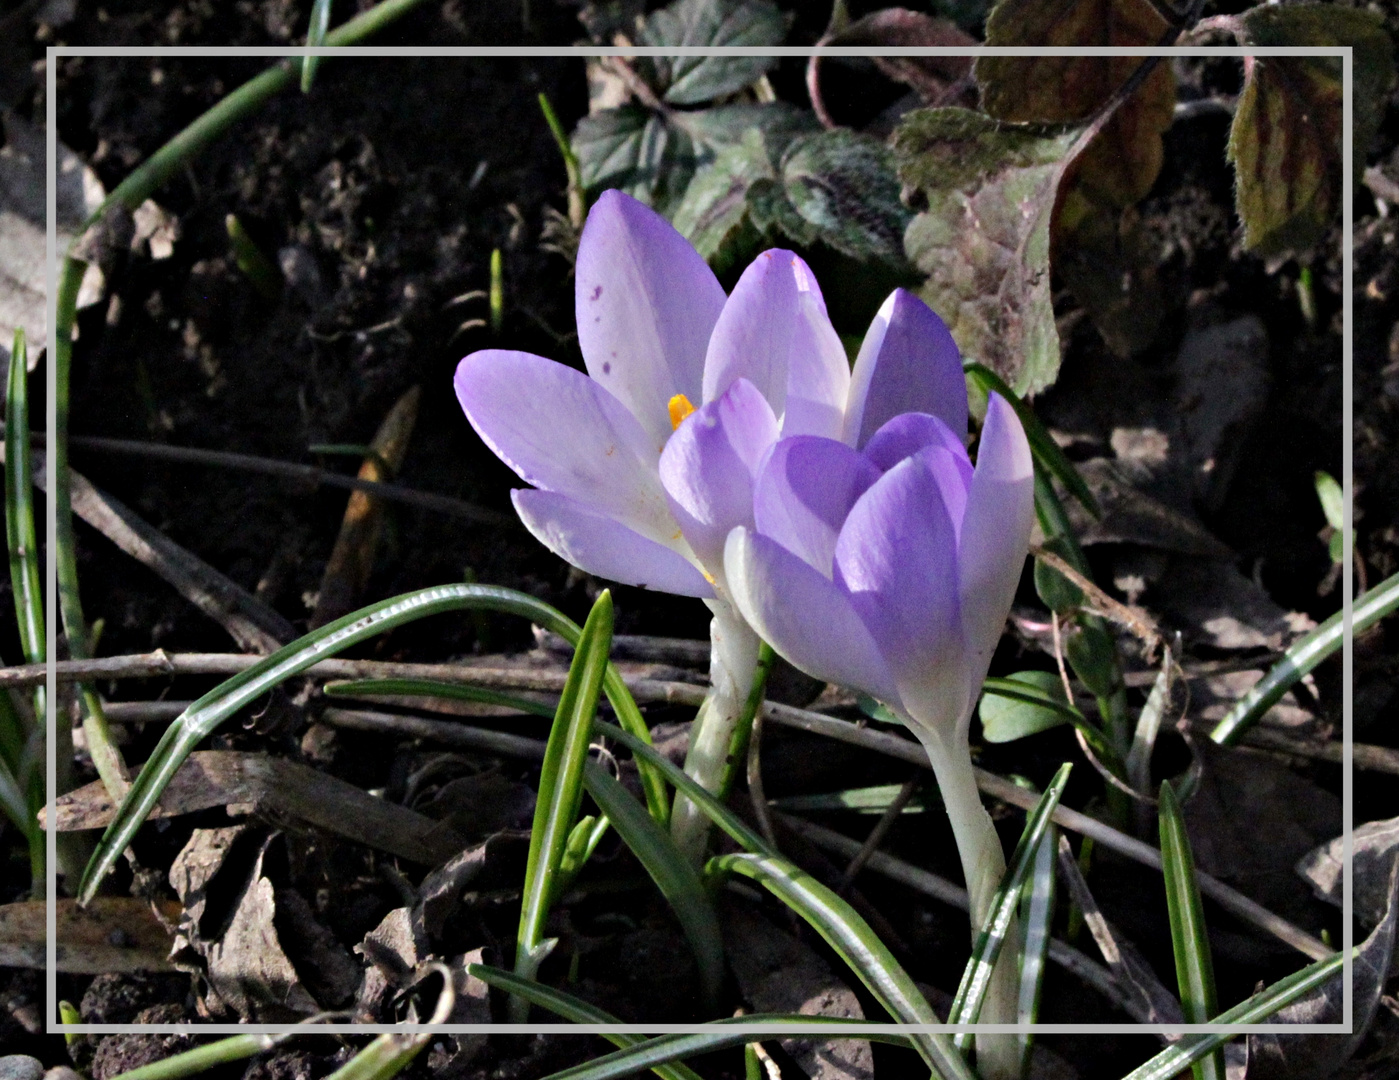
0;898;180;973
975;0;1175;207
1229;6;1394;260
812;9;975;113
895;107;1075;395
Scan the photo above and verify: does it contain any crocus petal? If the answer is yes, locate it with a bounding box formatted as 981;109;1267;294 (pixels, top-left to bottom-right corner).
514;489;714;599
861;412;973;533
659;378;778;576
842;289;967;449
700;250;848;440
957;392;1035;703
833;448;967;731
455;350;675;545
576;190;726;450
725;527;901;706
753;436;880;577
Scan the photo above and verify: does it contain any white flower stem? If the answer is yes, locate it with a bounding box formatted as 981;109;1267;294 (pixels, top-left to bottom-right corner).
669;599;760;864
915;728;1021;1080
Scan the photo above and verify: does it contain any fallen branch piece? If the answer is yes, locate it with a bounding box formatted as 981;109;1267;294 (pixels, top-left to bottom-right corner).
43;749;467;866
0;897;180;972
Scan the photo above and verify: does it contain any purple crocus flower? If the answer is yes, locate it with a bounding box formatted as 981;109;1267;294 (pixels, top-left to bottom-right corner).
453;190;856;598
723;392;1034;754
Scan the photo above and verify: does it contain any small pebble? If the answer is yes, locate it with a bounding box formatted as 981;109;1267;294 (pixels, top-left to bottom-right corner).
0;1056;44;1080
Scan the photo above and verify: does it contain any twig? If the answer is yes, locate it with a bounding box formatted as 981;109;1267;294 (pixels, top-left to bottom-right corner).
1054;833;1184;1028
14;429;512;526
834;776;919;895
1033;545;1162;655
17;448;292;653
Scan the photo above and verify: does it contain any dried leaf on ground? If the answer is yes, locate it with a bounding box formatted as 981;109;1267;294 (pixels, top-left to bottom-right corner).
1247;859;1399;1079
311;384;421;628
169;830;358;1020
1296;816;1399;931
1182;741;1340;927
1230;6;1394;260
0;899;179;973
1153;559;1315;653
895;107;1075;395
47;750;468;865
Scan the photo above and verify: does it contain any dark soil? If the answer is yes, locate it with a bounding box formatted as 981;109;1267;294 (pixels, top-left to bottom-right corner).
2;0;1395;1078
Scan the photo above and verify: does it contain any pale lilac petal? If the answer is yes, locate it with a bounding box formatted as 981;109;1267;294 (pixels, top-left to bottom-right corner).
455;350;674;545
862;412;973;533
833;448;967;730
753;436;880;577
699;251;849;441
957;393;1035;703
781;283;851;440
513;489;714;599
659;378;778;574
842;289;967;449
725;527;901;705
576;190;726;450
701;249;798;412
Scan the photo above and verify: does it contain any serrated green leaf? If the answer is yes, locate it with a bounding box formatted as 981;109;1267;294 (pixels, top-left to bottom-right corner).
779;129;911;262
670;129;773;269
747;176;817;246
1230;5;1394;259
574;105;697;214
640;0;785;105
975;0;1175;207
895;108;1075;396
979;671;1072;743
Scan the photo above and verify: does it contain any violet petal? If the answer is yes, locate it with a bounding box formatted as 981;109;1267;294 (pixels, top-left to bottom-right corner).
513;489;714;598
659;378;778;575
724;526;901;706
957;393;1035;701
576;189;726;451
455;350;675;545
843;289;967;449
753;436;881;577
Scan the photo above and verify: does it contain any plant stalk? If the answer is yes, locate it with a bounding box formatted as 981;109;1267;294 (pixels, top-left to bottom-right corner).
670;599;761;864
914;726;1019;1080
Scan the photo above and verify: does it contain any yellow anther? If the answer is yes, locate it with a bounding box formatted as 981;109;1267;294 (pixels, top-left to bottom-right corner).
668;393;697;430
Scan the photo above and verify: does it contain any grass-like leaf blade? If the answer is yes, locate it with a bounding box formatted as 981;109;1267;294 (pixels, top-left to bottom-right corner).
301;0;333;92
1211;569;1399;745
99;1034;287;1080
708;852;974;1079
1016;821;1057;1075
1158;779;1223;1080
964;361;1099;518
6;328;43;670
581;761;723;1011
467;962;705;1080
78;583;667;903
514;591;614;1016
1120;951;1346;1080
323;677;556;717
594;720;773;856
949;762;1072;1047
527;1021;921;1080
